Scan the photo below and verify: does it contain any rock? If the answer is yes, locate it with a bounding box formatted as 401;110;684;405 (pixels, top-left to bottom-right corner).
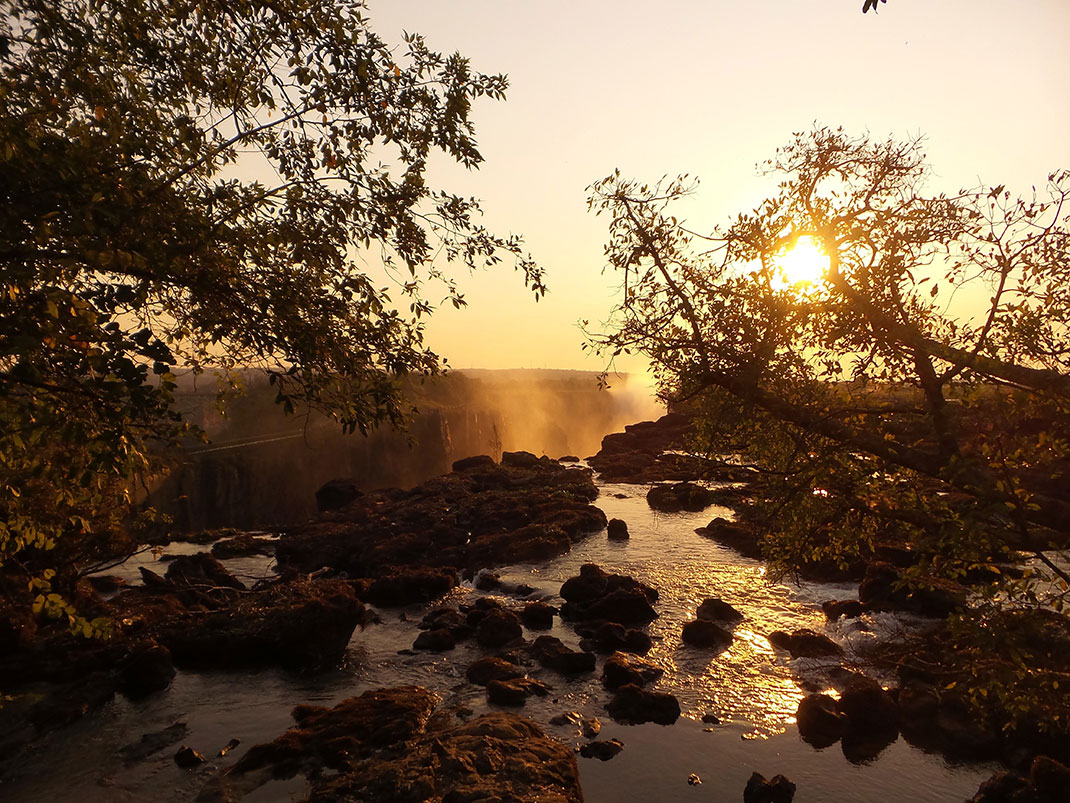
476;609;524;648
607;518;630;540
157;578;364;671
118;642;175;698
682;619;733;649
796;694;845;747
967;771;1032;803
838;676;899;763
580;588;659;626
210;534;276;559
217;738;240;757
695;517;762;559
858;561;964;618
164;553;246;591
607;683;680;725
582;717;601;738
466;656;524;686
364;566;457;607
559;455;580;463
646;482;717;512
413;628;455;652
577;621;653;655
767;628;843;658
87;574;126;594
174;745;206;768
530;635;596;674
212;689;582;803
701;712;721;725
451;454;497;472
743;772;796;803
501;450;544;469
602;651;664;690
487;678;531;706
315;478;363;512
822;599;864;621
520;600;556;630
1030;755;1070;800
580;739;624;761
696;597;744;624
120;721;188;765
474;570;501;591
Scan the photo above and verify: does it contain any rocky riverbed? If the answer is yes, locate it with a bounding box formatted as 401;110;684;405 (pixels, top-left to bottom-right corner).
1;415;1064;802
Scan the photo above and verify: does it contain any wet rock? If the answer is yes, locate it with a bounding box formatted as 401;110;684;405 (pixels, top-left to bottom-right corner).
474;570;501;591
87;574;126;594
120;721;188;765
451;454;497;472
582;717;601;738
688;773;702;785
838;676;899;763
559;564;659;625
695;517;762;559
796;694;845;747
767;628;843;658
476;609;524;648
696;597;744;625
701;712;721;725
413;628;455;652
858;562;965;618
580;588;659;626
118;642;175;698
967;771;1032;803
602;651;664;690
489;676;551;706
607;518;630;540
559;455;580;463
364;566;457;607
419;606;469;637
501;450;544;469
646;482;718;513
211;689;582;803
520;600;556;630
580;739;624;760
1031;755;1070;800
466;656;524;686
165;553;246;591
315;478;362;512
822;598;864;621
607;683;680;725
469;523;575;566
743;772;796;803
530;635;596;674
217;738;240;757
577;621;653;655
174;745;206;768
210;534;276;559
157;578;364;671
682;619;733;649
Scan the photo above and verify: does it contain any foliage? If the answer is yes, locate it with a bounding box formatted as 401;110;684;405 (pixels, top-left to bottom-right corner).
0;0;542;631
588;127;1070;724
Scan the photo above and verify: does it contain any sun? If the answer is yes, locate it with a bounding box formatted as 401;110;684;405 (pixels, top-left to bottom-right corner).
773;236;829;289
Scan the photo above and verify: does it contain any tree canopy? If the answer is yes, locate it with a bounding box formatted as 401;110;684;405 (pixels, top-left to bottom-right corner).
588;128;1070;722
0;0;542;628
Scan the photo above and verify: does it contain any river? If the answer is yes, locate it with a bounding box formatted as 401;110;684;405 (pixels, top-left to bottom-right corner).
1;473;997;801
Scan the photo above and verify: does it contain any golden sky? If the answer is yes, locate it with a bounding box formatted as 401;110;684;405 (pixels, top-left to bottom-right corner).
367;0;1070;374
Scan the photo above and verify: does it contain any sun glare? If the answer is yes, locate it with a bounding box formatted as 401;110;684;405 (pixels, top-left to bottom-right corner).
774;236;829;289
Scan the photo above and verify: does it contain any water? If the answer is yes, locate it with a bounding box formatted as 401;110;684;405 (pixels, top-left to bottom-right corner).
0;477;998;802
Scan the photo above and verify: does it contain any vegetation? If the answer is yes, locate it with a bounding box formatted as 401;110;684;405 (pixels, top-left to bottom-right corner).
0;0;542;633
588;127;1070;731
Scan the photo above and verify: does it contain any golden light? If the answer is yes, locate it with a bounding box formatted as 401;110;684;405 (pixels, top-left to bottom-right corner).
773;235;829;289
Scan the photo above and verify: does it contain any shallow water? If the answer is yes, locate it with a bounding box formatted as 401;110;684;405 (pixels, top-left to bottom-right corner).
0;477;997;801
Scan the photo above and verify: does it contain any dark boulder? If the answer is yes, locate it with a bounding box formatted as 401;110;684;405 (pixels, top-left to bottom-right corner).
413;628;455;652
157;579;364;671
1031;755;1070;801
487;678;533;706
520;601;556;630
822;599;864;621
743;772;796;803
580;738;624;761
364;566;456;607
607;518;630;540
682;619;733;649
164;553;245;591
858;561;964;618
451;454;497;472
120;722;188;765
577;588;658;626
314;478;362;512
967;771;1032;803
476;609;524;648
838;676;900;763
767;628;843;658
174;745;206;768
646;482;717;513
576;621;653;655
466;656;524;686
530;635;596;674
696;517;762;559
696;597;744;625
602;651;664;690
607;683;680;725
796;694;845;748
501;450;543;468
210;534;276;559
118;642;175;698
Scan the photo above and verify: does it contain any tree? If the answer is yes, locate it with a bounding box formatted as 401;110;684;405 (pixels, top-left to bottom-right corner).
0;0;543;631
588;128;1070;729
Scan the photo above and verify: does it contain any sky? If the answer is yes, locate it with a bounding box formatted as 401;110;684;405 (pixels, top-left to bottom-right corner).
365;0;1070;374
